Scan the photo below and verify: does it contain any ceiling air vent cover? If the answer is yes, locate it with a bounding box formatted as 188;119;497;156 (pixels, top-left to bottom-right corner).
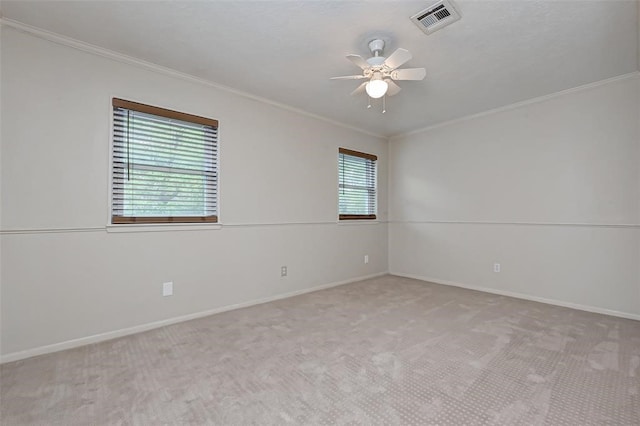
411;0;461;35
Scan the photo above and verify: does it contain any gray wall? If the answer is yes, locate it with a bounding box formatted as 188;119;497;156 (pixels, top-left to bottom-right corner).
0;28;389;360
389;74;640;318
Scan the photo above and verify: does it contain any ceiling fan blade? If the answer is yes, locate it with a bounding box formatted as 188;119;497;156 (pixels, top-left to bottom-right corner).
330;75;366;80
390;68;426;81
383;48;412;70
346;54;370;70
386;80;401;96
351;81;367;96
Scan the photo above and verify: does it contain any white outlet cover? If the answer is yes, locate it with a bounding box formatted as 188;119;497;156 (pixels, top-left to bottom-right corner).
493;263;501;273
162;282;173;296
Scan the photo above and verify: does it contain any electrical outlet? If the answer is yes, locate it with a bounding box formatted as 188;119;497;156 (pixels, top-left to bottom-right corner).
364;255;369;264
281;266;287;277
493;263;501;273
162;281;173;296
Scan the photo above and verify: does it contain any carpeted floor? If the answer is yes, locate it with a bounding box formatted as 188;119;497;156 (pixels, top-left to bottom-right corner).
1;275;639;425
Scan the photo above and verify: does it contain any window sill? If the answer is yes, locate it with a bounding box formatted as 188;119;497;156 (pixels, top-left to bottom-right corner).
337;220;381;226
106;223;222;233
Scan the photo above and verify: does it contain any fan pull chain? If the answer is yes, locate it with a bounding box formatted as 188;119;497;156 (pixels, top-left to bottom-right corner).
382;95;386;113
367;97;372;109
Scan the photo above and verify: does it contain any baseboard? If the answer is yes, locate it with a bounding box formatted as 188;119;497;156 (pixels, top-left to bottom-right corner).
1;272;388;364
390;272;640;322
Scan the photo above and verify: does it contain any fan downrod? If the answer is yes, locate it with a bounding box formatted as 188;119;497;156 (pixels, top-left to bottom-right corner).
368;39;385;57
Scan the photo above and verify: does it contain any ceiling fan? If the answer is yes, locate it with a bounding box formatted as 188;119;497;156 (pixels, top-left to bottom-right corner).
331;39;426;103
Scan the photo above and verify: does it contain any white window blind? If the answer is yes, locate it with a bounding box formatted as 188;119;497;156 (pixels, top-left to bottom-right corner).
338;148;377;220
111;98;218;224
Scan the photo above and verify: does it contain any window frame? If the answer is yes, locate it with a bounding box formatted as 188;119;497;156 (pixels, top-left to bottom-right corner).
338;147;378;221
110;98;219;225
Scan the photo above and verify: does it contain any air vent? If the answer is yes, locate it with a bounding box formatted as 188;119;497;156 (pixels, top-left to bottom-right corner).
411;0;461;35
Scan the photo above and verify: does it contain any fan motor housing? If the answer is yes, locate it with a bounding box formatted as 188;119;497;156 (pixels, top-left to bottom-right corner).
367;57;385;67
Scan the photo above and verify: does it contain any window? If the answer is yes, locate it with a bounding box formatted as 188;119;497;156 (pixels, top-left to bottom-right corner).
111;98;218;224
338;148;377;220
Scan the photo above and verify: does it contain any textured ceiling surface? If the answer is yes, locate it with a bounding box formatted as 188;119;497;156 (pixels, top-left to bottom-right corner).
2;0;639;137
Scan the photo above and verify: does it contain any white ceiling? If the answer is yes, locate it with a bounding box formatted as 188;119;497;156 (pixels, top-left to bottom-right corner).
2;0;639;137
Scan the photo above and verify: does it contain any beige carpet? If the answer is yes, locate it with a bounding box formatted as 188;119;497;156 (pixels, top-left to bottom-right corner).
1;275;639;425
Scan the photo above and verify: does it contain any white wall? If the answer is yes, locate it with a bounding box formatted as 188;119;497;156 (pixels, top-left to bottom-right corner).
0;27;388;359
389;74;640;318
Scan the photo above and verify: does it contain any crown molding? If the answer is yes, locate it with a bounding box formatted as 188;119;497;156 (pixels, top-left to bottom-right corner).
3;16;637;143
0;18;385;140
390;71;640;141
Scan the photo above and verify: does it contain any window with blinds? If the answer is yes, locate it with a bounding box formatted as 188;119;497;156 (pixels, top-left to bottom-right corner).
338;148;377;220
111;98;218;224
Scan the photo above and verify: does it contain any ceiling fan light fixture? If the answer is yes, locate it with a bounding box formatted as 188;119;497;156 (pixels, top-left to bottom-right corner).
366;73;388;99
331;39;425;110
